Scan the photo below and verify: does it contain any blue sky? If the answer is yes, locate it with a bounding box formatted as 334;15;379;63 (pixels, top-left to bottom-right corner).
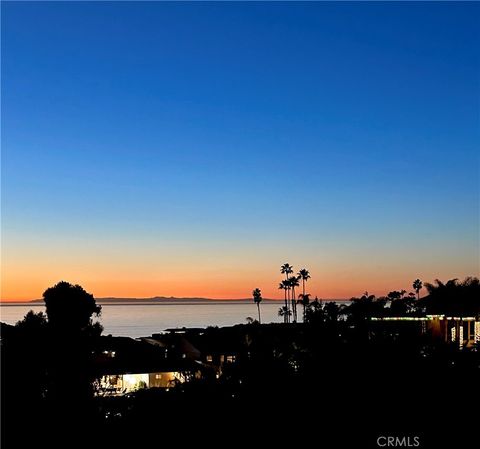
2;2;479;300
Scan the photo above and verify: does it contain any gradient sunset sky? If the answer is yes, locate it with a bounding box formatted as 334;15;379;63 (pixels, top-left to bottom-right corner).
2;2;479;301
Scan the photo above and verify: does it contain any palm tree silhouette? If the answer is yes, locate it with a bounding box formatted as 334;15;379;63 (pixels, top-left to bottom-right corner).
298;268;311;322
412;279;423;300
281;263;294;280
281;263;294;317
423;277;479;316
252;288;262;324
278;282;289;323
289;276;300;322
298;268;311;298
278;306;292;321
298;293;311;322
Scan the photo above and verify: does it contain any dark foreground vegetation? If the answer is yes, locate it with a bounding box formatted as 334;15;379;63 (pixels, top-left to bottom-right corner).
2;279;480;448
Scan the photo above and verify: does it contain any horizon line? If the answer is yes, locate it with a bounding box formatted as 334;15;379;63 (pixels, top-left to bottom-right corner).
0;295;351;304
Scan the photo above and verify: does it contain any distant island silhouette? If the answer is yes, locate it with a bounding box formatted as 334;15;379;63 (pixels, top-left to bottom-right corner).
27;296;286;304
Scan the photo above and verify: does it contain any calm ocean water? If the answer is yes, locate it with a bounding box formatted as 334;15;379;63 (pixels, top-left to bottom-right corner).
1;302;290;338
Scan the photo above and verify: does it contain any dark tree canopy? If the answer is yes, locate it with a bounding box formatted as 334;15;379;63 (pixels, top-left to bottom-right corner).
421;277;480;316
323;301;341;322
346;293;387;322
388;297;417;316
15;310;48;333
43;281;101;332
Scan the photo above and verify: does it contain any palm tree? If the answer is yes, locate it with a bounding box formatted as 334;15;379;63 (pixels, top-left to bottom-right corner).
298;293;311;322
278;306;292;322
285;281;292;320
278;282;289;323
252;288;262;324
422;277;480;317
298;268;311;299
288;276;300;322
281;263;294;280
281;263;294;316
412;279;423;300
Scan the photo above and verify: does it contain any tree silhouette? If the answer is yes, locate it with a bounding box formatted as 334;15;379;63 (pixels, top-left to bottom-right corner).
284;280;292;320
288;276;300;322
278;282;289;323
278;305;292;321
324;301;340;322
422;277;480;316
310;296;322;312
252;288;263;324
43;281;101;333
298;268;311;322
15;310;48;334
385;289;420;316
305;297;324;324
346;292;386;323
280;263;294;280
298;293;311;322
412;279;423;300
298;269;310;297
281;263;294;317
387;290;403;302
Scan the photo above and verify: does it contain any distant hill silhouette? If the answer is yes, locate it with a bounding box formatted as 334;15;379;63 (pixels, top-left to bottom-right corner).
28;296;281;304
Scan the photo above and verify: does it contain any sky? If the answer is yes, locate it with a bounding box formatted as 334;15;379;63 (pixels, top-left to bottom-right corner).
1;2;479;301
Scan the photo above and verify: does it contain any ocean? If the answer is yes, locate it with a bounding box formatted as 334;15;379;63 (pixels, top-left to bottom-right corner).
1;302;293;338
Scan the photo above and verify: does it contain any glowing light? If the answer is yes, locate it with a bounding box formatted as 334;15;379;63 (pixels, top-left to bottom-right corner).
475;322;480;344
371;317;429;321
123;374;148;390
446;317;475;321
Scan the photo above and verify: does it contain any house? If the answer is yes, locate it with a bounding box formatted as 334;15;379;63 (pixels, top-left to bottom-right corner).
98;368;194;394
92;335;203;395
427;315;480;348
370;315;480;348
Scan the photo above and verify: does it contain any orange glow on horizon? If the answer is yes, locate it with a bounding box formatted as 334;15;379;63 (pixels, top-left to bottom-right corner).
1;270;474;302
2;239;477;302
